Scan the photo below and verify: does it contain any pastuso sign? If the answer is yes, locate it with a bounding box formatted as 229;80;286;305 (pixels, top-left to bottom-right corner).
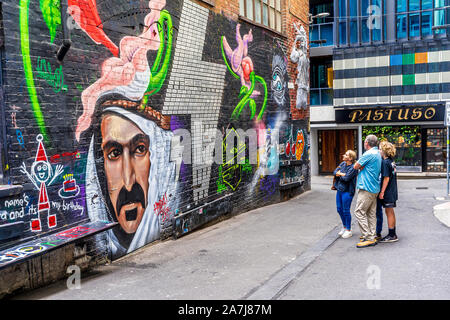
335;105;445;123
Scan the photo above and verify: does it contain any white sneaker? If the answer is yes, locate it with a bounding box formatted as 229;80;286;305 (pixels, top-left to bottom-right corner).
338;228;346;236
342;230;353;238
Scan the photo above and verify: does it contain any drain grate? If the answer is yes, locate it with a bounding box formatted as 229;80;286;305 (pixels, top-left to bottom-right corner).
416;187;428;190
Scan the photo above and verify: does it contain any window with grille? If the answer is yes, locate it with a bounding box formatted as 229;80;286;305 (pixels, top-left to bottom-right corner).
239;0;282;32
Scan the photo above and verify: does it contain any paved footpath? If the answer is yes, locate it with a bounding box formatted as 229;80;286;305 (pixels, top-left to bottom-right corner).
278;178;450;300
12;177;450;300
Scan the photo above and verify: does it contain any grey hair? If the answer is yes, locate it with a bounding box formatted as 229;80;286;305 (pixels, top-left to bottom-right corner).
365;134;378;148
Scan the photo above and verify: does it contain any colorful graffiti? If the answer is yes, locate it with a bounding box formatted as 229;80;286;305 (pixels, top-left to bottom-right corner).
40;0;61;43
36;57;68;93
221;24;268;121
3;0;310;264
11;106;25;149
71;0;178;259
0;222;113;268
20;135;63;231
20;0;49;142
67;0;119;56
271;55;288;107
153;193;173;223
73;0;173;141
283;124;307;161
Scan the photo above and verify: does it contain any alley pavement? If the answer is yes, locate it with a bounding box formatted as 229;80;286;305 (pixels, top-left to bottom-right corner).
11;177;450;300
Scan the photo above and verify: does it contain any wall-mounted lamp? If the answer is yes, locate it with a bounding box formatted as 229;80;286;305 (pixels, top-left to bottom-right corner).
309;12;330;24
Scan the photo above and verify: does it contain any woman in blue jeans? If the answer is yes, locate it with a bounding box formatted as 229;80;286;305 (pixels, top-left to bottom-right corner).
333;150;358;239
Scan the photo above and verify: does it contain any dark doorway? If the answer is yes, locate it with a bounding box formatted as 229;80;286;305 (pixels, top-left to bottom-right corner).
319;129;357;174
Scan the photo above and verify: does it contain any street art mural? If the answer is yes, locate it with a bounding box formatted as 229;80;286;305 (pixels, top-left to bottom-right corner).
271;54;288;108
290;23;309;110
20;134;64;231
221;24;268;121
0;0;310;261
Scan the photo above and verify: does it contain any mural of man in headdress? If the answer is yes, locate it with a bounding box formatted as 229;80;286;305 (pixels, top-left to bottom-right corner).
72;0;178;258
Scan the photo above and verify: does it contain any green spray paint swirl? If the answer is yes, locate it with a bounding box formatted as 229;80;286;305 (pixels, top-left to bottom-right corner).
20;0;49;143
146;10;173;96
220;36;267;121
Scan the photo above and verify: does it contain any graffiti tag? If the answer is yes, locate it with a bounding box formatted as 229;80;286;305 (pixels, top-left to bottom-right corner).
36;56;68;93
154;194;172;222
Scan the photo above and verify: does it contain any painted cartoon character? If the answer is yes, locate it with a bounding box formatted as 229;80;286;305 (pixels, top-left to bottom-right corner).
295;130;305;160
222;24;255;91
221;24;268;121
285;124;296;157
20;134;63;231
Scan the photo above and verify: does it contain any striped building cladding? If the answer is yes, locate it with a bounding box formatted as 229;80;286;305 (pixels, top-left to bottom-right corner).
333;41;450;107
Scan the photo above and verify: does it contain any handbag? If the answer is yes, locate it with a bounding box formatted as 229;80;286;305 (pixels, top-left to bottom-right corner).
331;176;337;190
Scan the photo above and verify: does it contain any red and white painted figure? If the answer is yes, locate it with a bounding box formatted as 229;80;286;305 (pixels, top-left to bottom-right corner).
20;134;63;231
222;24;259;97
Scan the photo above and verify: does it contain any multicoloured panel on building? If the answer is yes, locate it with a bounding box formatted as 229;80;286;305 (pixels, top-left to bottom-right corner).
333;42;450;106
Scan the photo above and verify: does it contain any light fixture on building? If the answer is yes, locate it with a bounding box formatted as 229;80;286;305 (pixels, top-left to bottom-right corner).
308;12;330;24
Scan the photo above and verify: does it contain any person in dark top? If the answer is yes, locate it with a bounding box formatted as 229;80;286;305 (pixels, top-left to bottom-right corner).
378;141;399;243
333;150;358;239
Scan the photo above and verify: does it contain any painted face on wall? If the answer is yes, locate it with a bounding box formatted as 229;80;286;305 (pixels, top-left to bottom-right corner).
101;114;150;234
295;130;305;161
32;161;51;183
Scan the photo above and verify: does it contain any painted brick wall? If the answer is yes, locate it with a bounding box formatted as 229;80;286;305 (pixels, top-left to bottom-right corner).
0;0;309;296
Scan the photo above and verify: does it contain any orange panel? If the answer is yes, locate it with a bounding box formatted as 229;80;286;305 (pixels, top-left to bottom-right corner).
415;52;428;64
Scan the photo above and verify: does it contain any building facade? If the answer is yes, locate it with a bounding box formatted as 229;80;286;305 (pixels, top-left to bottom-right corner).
310;0;450;175
0;0;310;295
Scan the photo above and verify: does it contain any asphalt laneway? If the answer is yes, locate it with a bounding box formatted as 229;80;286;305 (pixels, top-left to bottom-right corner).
277;178;450;300
11;177;450;300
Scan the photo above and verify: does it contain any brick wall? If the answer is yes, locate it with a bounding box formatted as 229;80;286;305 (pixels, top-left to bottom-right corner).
0;0;309;296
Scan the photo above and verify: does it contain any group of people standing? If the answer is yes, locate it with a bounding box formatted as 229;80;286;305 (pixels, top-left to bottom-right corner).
332;134;399;248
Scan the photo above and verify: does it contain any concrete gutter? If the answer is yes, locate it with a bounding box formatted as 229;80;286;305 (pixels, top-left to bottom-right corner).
397;172;447;179
433;202;450;228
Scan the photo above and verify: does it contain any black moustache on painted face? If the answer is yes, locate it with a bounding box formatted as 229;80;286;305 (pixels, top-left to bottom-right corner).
116;183;146;220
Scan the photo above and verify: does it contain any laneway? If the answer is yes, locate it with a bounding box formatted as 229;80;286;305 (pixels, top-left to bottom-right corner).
13;177;340;300
12;177;450;300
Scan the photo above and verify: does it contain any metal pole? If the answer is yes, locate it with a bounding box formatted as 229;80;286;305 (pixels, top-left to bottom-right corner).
447;126;449;196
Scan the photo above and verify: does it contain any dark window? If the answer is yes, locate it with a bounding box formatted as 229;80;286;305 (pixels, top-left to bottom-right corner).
310;57;333;105
240;0;282;32
396;0;448;39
